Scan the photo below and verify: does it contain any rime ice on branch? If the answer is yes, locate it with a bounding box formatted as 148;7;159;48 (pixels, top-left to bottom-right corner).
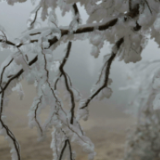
0;0;160;160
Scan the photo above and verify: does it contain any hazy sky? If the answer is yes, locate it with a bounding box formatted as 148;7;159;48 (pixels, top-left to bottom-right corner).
0;1;160;110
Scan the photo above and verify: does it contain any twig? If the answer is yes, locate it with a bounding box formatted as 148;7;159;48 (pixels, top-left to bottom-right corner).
59;42;75;124
81;38;124;109
34;96;43;134
0;63;21;160
29;5;41;29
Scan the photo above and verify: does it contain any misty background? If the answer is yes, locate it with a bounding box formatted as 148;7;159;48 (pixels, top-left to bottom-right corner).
0;0;160;118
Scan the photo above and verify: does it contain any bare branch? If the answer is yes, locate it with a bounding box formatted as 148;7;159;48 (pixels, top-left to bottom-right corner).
0;62;21;160
41;45;62;107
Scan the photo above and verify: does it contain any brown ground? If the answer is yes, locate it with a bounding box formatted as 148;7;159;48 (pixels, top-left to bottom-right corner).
0;82;135;160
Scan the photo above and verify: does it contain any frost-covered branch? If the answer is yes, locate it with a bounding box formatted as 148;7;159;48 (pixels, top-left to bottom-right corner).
0;59;21;160
28;5;41;29
0;56;38;94
78;38;124;121
58;42;76;124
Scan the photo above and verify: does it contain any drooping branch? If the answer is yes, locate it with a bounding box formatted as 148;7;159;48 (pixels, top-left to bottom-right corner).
29;5;41;29
41;45;62;107
0;117;21;160
34;96;43;135
0;58;14;89
0;61;21;160
81;37;124;109
58;42;76;124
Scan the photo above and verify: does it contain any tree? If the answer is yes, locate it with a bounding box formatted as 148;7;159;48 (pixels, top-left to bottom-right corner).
0;0;159;160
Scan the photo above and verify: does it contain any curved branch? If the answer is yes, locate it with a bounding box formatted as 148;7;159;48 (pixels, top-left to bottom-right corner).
0;56;38;94
81;38;124;109
59;42;75;124
0;62;21;160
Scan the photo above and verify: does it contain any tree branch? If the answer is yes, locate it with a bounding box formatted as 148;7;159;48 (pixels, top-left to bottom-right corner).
0;62;21;160
72;3;80;23
59;42;75;124
29;6;41;29
81;38;124;109
34;96;43;135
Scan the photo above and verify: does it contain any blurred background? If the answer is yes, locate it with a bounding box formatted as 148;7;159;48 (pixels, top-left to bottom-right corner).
0;1;160;160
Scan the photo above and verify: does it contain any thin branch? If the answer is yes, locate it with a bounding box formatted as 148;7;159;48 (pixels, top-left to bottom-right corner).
29;6;41;29
59;42;75;124
54;73;63;90
41;46;62;107
58;130;73;160
0;119;21;160
144;0;152;14
34;96;43;134
81;38;124;109
67;139;73;160
96;60;108;85
0;65;21;160
72;3;80;23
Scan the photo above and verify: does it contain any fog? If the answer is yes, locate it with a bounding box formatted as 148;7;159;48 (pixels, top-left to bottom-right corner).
0;0;160;113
